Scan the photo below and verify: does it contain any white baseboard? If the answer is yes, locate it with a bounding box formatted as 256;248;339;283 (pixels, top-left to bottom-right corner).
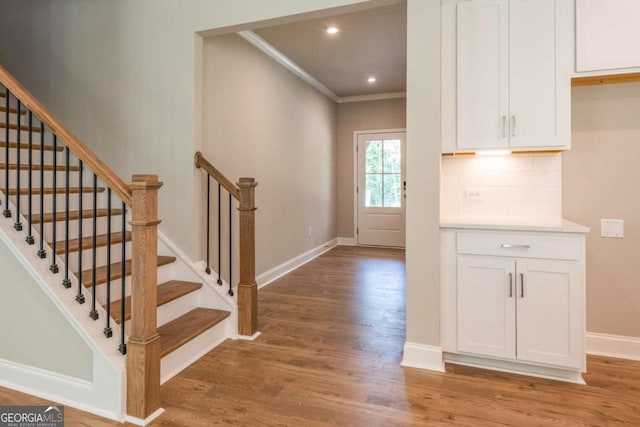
256;238;338;289
126;408;165;426
337;237;356;246
238;332;261;341
586;332;640;361
0;358;121;421
444;352;585;384
401;342;445;372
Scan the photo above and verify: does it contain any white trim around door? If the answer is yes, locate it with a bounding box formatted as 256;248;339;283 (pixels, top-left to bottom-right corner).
353;129;407;247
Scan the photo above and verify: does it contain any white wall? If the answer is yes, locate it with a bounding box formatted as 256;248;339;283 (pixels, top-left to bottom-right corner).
202;34;337;276
336;99;406;238
565;83;640;338
0;0;444;369
441;154;563;220
0;239;92;380
405;0;441;349
0;0;383;261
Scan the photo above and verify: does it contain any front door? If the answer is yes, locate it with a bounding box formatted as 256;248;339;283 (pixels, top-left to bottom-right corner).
356;132;406;247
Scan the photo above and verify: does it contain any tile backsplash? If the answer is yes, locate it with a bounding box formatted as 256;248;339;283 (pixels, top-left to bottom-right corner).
441;153;562;220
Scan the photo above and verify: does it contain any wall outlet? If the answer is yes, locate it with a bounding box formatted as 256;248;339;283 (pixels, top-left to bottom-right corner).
465;187;486;201
601;219;624;238
308;227;312;237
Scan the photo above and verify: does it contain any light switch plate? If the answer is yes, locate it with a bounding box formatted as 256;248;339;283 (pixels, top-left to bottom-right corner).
601;219;624;238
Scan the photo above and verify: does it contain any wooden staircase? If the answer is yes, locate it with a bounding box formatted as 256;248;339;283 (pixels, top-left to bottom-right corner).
1;68;238;423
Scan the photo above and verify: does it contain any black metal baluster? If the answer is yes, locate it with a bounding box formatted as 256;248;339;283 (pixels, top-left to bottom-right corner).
89;173;98;320
62;147;71;288
119;201;126;355
104;189;112;337
13;100;22;230
36;121;45;259
228;193;233;296
217;183;222;286
25;111;34;244
49;135;59;273
2;88;10;218
75;160;85;304
205;175;211;274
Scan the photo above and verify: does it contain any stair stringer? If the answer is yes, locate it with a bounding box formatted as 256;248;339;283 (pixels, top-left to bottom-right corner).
0;199;126;422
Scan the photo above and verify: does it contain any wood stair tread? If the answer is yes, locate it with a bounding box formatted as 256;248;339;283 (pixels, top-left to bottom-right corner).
0;163;80;172
77;256;176;287
107;281;202;325
51;231;132;255
0;141;63;152
159;308;230;357
5;186;105;196
0;106;26;115
0;123;42;132
32;208;124;224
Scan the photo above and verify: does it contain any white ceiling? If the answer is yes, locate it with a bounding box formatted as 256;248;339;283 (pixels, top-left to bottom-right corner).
253;2;407;99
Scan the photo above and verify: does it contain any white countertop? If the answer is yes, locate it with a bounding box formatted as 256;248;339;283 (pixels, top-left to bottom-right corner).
440;217;590;233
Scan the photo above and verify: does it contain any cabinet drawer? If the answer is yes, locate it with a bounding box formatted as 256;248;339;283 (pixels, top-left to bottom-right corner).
456;232;582;261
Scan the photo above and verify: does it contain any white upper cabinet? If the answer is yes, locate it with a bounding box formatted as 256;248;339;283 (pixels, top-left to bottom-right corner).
442;0;571;153
576;0;640;74
456;0;509;151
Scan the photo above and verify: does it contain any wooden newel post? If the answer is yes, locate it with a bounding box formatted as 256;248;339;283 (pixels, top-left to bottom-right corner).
126;174;163;420
237;177;258;336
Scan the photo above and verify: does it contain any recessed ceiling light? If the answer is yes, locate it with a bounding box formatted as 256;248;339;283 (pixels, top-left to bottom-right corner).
326;26;340;35
367;77;377;83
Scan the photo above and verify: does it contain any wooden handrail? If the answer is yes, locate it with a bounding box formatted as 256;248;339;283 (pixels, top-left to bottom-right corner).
194;151;240;201
194;151;259;336
0;65;132;205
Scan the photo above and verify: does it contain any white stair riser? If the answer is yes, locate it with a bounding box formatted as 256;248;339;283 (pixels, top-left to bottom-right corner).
1;170;81;188
3;128;50;141
160;319;229;384
57;242;132;274
41;216;125;243
156;290;201;328
90;263;174;305
0;150;58;165
120;289;202;335
7;192;109;214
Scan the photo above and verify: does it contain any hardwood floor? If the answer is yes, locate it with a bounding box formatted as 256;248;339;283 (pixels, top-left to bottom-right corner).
1;245;639;426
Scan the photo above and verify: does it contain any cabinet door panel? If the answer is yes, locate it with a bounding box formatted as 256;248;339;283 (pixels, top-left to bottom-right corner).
516;259;582;368
509;0;570;149
457;0;509;150
457;256;516;359
576;0;640;72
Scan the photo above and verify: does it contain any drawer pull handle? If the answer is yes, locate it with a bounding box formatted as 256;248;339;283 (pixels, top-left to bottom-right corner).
520;273;525;298
508;272;513;298
500;244;530;249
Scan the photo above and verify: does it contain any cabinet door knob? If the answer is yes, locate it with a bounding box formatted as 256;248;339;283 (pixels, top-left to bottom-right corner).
511;115;517;137
509;272;513;298
520;273;525;298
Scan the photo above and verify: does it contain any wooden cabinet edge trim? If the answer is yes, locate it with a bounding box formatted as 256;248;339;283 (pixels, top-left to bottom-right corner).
572;72;640;87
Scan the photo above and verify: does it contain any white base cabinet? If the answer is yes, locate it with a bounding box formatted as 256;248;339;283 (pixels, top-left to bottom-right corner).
442;228;586;381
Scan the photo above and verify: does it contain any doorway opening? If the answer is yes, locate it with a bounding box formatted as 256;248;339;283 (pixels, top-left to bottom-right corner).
355;130;406;247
